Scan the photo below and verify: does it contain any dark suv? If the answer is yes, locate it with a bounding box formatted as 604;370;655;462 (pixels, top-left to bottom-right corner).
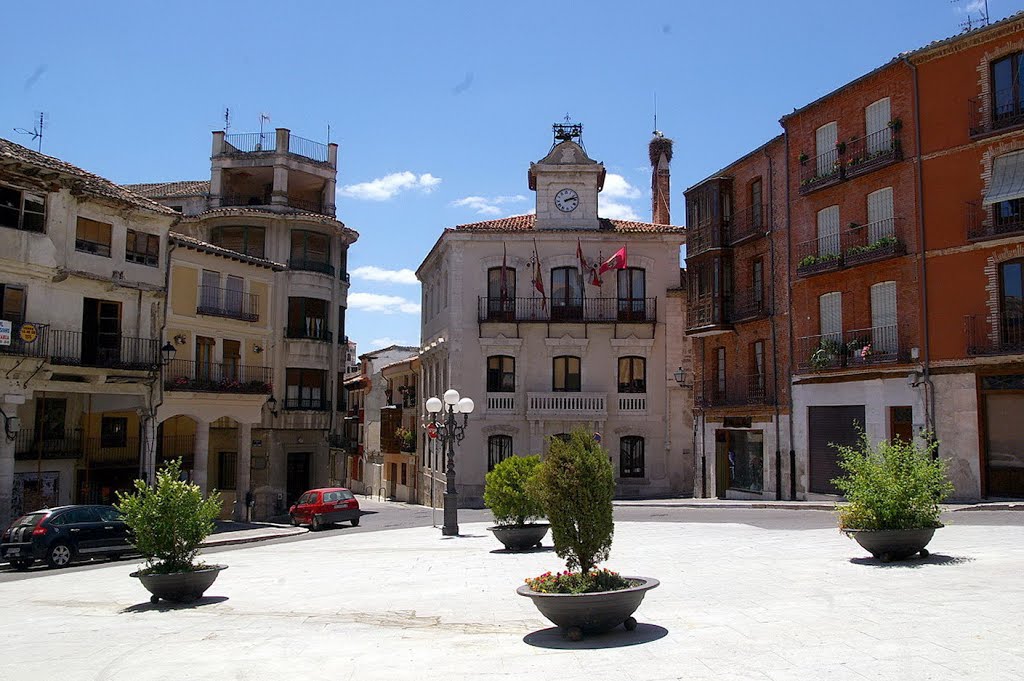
1;505;133;570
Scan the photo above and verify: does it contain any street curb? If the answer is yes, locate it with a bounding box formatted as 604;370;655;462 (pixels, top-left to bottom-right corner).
952;503;1024;512
613;502;837;511
202;528;308;548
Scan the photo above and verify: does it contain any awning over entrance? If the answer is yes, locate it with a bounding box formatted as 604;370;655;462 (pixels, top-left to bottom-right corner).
983;150;1024;205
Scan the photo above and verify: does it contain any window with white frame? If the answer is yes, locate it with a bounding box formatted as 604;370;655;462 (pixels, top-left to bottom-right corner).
865;97;892;155
815;122;838;176
866;187;895;244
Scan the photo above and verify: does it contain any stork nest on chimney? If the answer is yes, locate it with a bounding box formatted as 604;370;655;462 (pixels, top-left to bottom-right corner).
648;135;674;167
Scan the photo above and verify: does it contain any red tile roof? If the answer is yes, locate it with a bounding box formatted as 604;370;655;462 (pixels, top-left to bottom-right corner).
123;180;210;198
453;214;684;233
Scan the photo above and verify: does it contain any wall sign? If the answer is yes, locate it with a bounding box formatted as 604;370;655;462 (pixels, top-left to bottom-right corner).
0;320;10;346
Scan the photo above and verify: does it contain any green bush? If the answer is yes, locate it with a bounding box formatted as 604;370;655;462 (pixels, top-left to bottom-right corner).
832;433;953;531
116;459;222;574
484;454;544;526
531;429;615;573
525;568;635;594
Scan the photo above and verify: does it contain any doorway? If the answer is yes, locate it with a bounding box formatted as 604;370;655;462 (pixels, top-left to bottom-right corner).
286;452;311;506
715;429;765;497
389;462;398;498
982;375;1024;498
82;298;122;367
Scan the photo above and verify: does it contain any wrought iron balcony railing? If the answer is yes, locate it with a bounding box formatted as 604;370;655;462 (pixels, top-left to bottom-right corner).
965;312;1024;356
0;321;48;358
966;200;1024;241
696;374;772;408
285;323;333;342
726;204;768;245
219;192;273;208
478;297;656;323
84;436;141;468
729;289;770;323
14;429;84;460
287;135;329;163
796;217;906;276
49;330;158;370
197;285;260;322
164;359;272;393
224;132;276;153
799;125;901;195
289;257;335;276
969;89;1024;137
797;325;902;372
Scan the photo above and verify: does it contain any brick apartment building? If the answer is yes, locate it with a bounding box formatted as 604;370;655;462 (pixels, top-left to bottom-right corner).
688;13;1024;500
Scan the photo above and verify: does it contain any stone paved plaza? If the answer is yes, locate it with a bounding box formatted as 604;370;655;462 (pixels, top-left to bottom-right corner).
2;518;1023;680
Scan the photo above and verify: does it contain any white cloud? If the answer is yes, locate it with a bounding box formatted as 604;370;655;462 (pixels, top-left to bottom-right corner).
368;337;413;350
339;171;441;201
350;265;418;285
599;199;641;221
602;173;642;200
348;292;421;315
451;194;527;216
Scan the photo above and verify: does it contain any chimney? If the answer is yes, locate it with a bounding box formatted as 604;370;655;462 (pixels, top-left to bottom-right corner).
649;133;673;225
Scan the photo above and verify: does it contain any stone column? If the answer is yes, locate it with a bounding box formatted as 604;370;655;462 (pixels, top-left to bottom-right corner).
235;423;253;521
193;420;210;494
0;429;15;531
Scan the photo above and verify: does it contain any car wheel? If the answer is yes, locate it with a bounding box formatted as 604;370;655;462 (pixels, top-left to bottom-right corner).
290;515;299;527
351;517;360;527
47;542;73;569
10;560;32;571
311;515;322;532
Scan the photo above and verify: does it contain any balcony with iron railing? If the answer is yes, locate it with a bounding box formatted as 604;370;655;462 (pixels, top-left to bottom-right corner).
84;436;141;469
796;325;903;372
695;374;772;408
164;359;272;394
965;311;1024;356
726;204;768;245
799;125;902;195
685;293;731;336
49;330;158;370
14;429;84;461
0;321;48;359
284;396;331;411
477;297;656;323
729;289;770;323
197;285;260;322
219;192;326;215
969;89;1024;138
796;217;906;277
285;321;333;343
289;257;335;276
526;392;607;419
966;200;1024;242
222;132;330;165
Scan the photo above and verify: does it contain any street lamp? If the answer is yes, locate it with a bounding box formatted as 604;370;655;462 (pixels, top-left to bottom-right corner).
425;388;474;536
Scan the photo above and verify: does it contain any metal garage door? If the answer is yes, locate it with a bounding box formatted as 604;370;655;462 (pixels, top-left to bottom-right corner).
808;405;865;495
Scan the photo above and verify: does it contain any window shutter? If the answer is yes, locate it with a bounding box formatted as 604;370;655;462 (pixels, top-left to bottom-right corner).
870;282;898;354
865;98;891;154
815;122;838;175
819;292;842;340
866;187;894;242
817;205;840;256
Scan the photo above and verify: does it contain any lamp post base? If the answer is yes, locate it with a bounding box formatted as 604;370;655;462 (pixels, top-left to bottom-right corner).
442;491;459;536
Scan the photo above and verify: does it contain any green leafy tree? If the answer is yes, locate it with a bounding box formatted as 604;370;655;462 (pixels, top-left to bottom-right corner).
116;459;222;574
832;433;954;531
532;429;615;573
484;455;545;526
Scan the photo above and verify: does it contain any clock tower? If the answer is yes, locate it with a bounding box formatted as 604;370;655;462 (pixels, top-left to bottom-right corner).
529;123;606;230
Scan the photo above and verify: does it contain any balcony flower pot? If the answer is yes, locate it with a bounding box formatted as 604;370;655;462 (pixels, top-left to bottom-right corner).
842;527;940;563
132;564;227;603
489;523;549;551
517;576;659;637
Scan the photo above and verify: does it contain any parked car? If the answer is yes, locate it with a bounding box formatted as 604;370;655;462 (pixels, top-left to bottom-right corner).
0;505;133;571
289;488;360;531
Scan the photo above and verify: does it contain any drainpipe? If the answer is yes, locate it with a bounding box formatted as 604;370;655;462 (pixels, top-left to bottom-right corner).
783;131;797;500
903;56;936;445
764;146;783;501
147;238;176;484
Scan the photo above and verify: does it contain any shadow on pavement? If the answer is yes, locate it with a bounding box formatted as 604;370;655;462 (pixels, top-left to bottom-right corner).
489;546;555;555
848;553;974;568
523;623;668;649
120;595;229;613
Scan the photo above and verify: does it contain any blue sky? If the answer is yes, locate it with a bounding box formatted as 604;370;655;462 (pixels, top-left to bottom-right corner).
1;0;1014;353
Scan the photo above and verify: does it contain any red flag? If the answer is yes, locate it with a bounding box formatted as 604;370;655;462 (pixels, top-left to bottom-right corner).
598;245;627;275
532;240;546;309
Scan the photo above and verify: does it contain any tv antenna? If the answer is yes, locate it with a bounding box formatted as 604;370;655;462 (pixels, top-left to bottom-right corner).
259;112;271;137
224;107;231;132
953;0;990;31
14;112;47;152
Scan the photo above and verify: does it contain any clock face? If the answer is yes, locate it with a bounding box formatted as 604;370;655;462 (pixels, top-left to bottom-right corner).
554;188;579;213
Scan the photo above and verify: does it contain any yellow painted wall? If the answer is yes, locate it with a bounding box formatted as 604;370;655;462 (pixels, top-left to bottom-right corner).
250;280;269;325
171;264;198;317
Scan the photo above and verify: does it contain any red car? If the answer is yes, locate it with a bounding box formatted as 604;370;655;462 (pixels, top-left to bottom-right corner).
289;488;360;531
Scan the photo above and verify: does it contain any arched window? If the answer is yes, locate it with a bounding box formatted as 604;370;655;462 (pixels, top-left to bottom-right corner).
488;435;513;472
487;356;515;392
617;356;646;393
620;437;645;478
551;267;583;321
552;356;581;392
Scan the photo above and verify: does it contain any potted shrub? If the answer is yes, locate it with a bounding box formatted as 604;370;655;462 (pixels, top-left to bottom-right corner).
833;433;953;562
484;454;548;551
116;459;226;603
517;430;658;640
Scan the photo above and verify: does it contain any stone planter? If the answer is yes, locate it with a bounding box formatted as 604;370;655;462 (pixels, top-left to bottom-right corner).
488;523;549;551
132;565;228;603
517;577;659;639
844;526;940;562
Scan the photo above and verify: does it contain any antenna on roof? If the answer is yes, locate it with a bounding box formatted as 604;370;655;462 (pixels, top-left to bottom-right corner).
224;107;231;132
13;111;47;152
327;122;331;145
259;112;271;138
953;0;990;31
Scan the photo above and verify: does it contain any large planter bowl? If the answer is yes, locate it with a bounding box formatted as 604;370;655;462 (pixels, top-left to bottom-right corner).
844;526;941;562
517;576;659;638
489;523;549;551
131;565;228;603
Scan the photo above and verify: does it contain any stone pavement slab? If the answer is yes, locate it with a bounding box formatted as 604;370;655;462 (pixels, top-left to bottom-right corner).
1;519;1022;681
